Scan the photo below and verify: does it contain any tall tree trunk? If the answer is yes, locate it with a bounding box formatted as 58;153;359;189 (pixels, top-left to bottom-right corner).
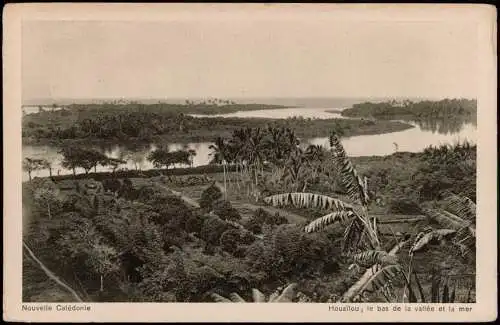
72;168;76;177
235;164;240;190
100;274;104;292
28;171;32;181
49;168;52;177
47;203;51;220
223;163;227;200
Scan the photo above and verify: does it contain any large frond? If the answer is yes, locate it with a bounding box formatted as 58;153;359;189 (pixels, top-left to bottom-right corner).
388;239;410;255
453;226;476;247
251;289;266;303
269;283;298;302
305;210;355;233
452;227;476;258
268;290;279;303
412;272;427;302
210;293;232;303
328;133;369;206
342;264;403;302
264;192;353;211
409;229;457;254
342;216;379;253
352;250;399;268
229;292;247;302
445;194;476;223
423;208;467;230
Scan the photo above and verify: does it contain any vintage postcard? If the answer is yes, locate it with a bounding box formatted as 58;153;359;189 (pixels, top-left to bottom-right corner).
3;3;497;322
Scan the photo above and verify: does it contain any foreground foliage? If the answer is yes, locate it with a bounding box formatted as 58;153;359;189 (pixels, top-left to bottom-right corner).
23;127;476;303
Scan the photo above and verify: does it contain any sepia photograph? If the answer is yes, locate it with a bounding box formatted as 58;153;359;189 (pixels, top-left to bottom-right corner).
4;3;497;322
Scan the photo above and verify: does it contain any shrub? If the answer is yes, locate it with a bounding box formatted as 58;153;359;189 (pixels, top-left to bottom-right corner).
265;212;288;226
212;199;241;222
245;216;263;234
61;193;82;212
151;195;193;231
245;225;340;280
199;183;223;212
203;243;216;256
184;213;205;234
199;215;229;246
387;197;422;215
244;208;270;234
118;178;135;199
219;228;241;254
102;178;122;193
253;208;271;223
239;230;256;245
244;241;267;268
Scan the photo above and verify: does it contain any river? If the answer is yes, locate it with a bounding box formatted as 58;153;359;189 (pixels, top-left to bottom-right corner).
22;107;476;181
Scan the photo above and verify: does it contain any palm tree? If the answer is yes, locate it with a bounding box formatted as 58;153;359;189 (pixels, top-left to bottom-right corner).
209;137;230;199
263;131;408;302
282;148;310;192
229;128;253;195
247;128;266;187
304;144;328;181
393;194;477;303
411;195;475;257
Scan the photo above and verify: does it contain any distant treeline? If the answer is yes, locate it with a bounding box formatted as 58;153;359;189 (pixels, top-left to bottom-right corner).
341;99;477;120
45;102;289;115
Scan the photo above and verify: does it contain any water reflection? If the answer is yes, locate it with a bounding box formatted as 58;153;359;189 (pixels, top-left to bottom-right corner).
189;107;348;120
409;115;476;135
22;108;477;181
22;141;213;181
309;122;476;157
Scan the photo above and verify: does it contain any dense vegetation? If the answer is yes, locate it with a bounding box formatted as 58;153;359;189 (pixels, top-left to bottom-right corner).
341;98;476;119
353;141;477;204
22;103;412;145
339;99;477;136
23;122;476;303
342;99;477;119
26;100;289;115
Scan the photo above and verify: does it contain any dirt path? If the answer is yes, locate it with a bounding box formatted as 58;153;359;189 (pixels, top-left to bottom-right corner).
156;183;307;224
151;182;425;228
23;242;84;302
155;183;201;208
236;203;307;224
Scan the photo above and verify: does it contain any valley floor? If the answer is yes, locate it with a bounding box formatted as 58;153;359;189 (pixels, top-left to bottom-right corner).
22;148;476;303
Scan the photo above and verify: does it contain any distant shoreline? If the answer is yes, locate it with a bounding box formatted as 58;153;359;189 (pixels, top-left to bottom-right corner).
22;96;440;108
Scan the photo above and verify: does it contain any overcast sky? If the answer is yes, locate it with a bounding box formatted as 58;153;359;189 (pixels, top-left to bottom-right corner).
22;17;478;101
